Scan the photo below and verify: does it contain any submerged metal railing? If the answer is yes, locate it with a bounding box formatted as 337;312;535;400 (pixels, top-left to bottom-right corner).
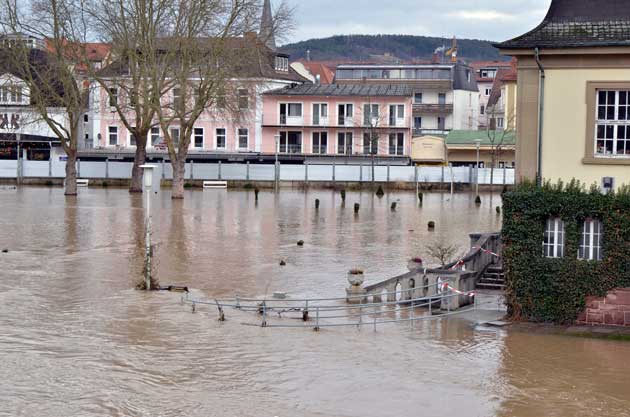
179;281;502;331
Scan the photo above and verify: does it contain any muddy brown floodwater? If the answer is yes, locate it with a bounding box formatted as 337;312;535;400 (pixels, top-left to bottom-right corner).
0;187;629;417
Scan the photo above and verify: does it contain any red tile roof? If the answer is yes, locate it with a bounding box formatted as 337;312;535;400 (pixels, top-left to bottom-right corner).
294;60;336;84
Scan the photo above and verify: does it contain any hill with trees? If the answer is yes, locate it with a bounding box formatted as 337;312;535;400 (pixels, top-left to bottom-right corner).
280;34;503;62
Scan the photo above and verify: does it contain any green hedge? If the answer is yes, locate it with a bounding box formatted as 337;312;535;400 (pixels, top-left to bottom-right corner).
502;180;630;324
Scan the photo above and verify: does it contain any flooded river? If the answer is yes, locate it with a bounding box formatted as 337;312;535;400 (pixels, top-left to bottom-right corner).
1;187;629;417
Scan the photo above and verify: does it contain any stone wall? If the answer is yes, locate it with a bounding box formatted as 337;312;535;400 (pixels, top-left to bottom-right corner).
577;288;630;327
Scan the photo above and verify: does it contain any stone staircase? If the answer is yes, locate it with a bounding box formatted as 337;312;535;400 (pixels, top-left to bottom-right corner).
476;265;505;291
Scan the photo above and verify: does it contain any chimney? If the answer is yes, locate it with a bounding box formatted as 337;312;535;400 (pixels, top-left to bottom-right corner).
315;74;321;84
306;50;311;61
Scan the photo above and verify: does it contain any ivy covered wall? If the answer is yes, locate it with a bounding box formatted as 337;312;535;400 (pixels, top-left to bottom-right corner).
502;181;630;324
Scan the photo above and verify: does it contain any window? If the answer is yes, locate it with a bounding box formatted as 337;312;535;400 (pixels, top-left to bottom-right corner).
414;93;423;104
83;114;89;123
238;88;249;109
480;105;485;115
363;132;378;155
389;133;404;156
480;69;497;79
579;219;603;261
130;127;137;146
0;84;24;104
170;127;180;147
194;128;204;148
129;88;138;108
438;93;446;105
108;126;118;146
389;104;405;126
363;104;379;126
216;91;226;109
108;88;118;107
275;56;289;72
280;103;302;124
172;88;182;112
595;90;630;156
437;116;445;130
414;117;422;130
338;104;353;125
238;88;249;110
484;88;491;96
313;103;328;125
337;132;353;154
150;127;160;146
312;132;327;154
497;117;504;129
238;128;248;149
543;217;565;258
216;128;226;149
279;131;302;153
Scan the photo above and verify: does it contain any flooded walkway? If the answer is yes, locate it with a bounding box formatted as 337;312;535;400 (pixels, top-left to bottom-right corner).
0;187;629;417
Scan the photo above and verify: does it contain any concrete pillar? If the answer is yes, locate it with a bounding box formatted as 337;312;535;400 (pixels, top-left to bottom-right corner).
332;158;336;183
441;166;445;184
161;158;166;179
469;166;473;184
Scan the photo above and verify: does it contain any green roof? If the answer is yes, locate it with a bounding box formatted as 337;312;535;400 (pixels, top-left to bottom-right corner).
446;130;515;146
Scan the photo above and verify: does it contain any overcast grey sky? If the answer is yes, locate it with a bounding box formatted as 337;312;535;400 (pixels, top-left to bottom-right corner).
281;0;552;44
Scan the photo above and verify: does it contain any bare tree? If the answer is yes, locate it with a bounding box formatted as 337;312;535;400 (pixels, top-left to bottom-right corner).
1;0;92;195
425;240;461;268
485;105;515;186
87;0;174;193
151;0;293;199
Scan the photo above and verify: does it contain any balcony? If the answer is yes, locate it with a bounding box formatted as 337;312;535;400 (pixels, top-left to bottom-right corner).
413;103;453;114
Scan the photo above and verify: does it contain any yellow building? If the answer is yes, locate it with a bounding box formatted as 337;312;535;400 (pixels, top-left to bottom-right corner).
410;135;447;165
497;0;630;190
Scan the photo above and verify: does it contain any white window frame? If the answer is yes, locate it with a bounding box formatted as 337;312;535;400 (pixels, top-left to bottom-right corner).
595;89;630;157
389;104;405;127
150;127;160;147
275;56;289;72
484;88;491;96
338;103;354;126
128;127;137;147
193;127;204;149
312;103;328;126
278;131;303;154
543;217;565;258
414;93;423;104
215;128;227;150
279;102;304;125
108;87;118;108
170;127;180;147
237;128;249;150
579;219;604;261
107;125;118;146
237;88;249;110
363;132;379;155
363;103;380;126
388;132;405;156
337;131;353;155
312;131;328;154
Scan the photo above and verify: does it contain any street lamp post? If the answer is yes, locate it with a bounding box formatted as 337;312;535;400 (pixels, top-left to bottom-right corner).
274;134;280;192
140;164;156;290
474;139;482;197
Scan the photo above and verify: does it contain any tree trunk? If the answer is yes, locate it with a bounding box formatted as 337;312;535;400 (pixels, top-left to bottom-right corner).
65;150;78;196
171;157;186;199
129;140;147;193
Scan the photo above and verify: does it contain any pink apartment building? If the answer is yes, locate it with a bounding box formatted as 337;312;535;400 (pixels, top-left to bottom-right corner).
85;41;306;153
261;84;413;157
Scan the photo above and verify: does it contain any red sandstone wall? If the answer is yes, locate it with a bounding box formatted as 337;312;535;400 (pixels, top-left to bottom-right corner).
577;288;630;326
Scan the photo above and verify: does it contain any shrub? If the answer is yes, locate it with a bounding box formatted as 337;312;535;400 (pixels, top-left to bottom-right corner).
503;179;630;324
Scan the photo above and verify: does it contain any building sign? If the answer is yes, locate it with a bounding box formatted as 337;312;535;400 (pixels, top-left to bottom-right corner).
0;114;20;130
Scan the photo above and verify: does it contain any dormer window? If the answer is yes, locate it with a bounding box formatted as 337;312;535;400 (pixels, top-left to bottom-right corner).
0;84;25;105
275;56;289;72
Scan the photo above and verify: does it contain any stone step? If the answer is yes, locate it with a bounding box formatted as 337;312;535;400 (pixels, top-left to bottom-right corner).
486;266;504;273
483;273;505;279
479;278;505;284
476;282;506;291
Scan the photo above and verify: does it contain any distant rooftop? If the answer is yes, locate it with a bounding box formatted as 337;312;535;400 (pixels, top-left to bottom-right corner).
264;83;412;97
496;0;630;49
